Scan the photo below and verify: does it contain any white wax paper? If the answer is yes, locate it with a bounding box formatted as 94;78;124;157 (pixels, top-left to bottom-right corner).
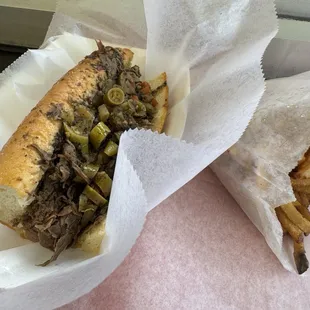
0;0;277;308
212;71;310;274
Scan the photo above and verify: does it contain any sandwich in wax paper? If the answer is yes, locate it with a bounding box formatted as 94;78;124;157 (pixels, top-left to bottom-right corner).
0;0;277;308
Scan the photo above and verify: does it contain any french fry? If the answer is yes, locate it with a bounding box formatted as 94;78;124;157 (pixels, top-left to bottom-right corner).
294;201;310;222
294;239;309;275
291;184;310;194
294;191;302;205
295;167;310;179
281;203;310;235
295;191;310;208
275;207;303;243
278;149;310;273
291;178;310;187
294;153;310;178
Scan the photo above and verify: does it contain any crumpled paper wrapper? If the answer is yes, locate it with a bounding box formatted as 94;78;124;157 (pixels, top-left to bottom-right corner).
0;0;277;308
212;71;310;273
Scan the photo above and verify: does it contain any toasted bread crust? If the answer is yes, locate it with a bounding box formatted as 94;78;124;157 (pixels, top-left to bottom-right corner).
0;53;106;198
0;47;168;255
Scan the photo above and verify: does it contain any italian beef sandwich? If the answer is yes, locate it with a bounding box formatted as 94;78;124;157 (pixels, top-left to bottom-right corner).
0;42;168;265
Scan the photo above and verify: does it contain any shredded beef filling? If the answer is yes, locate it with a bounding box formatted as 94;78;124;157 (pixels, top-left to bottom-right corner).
15;44;164;265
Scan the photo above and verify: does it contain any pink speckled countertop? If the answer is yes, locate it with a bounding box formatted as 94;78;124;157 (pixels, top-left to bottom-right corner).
60;168;310;309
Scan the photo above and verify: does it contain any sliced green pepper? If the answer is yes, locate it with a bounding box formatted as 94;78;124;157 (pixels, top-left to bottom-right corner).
76;105;94;120
121;100;135;114
83;163;99;179
114;131;123;142
104;140;118;157
98;104;110;122
104;87;125;105
74;105;94;133
83;185;107;206
79;194;89;211
82;205;98;213
81;211;93;228
89;122;111;150
133;100;146;117
79;196;97;213
97;151;110;165
74;163;100;183
64;123;88;144
80;203;99;228
80;142;89;155
63;123;89;154
95;171;112;197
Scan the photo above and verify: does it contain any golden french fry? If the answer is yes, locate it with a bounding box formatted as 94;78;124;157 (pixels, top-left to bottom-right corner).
291;184;310;194
275;207;303;243
294;191;302;205
294;152;310;178
295;191;310;208
295;167;310;179
281;203;310;234
294;239;309;274
291;178;310;187
294;201;310;222
282;149;310;273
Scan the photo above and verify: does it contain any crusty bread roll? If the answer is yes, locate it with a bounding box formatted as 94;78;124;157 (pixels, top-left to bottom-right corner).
0;45;168;259
0;50;113;226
